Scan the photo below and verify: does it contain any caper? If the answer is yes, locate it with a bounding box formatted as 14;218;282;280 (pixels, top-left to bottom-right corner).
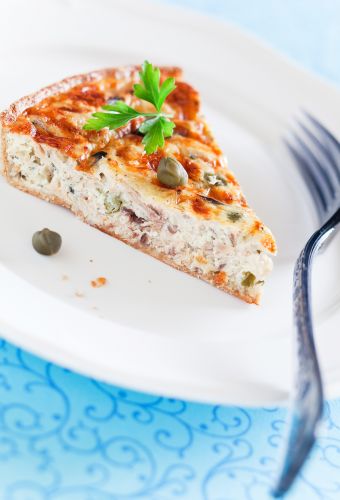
242;271;256;287
227;211;242;222
204;172;227;186
32;228;62;256
104;193;122;214
157;157;188;188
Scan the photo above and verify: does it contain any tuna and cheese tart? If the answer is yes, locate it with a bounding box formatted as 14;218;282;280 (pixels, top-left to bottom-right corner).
0;65;276;304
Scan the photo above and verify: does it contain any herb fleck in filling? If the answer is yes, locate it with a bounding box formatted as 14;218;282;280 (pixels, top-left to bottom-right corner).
242;271;256;287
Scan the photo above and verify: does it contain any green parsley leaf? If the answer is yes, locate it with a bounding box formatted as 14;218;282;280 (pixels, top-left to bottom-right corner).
83;102;143;130
134;60;176;111
158;77;176;110
83;112;137;130
139;116;175;154
101;101;141;115
83;60;177;154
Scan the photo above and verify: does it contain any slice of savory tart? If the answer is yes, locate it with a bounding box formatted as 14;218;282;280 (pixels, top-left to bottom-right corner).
0;63;276;304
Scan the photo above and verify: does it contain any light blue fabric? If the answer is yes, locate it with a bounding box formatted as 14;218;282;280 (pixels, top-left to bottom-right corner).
157;0;340;84
1;1;340;498
1;340;340;499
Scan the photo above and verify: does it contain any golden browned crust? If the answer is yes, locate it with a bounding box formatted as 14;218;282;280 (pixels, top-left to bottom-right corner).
0;66;182;126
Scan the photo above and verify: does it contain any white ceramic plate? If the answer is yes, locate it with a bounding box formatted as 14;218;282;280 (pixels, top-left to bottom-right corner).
0;0;340;406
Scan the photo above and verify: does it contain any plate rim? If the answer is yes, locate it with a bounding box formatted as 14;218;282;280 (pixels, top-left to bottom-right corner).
1;0;340;406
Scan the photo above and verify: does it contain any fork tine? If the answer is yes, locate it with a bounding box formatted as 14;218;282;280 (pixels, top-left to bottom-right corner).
293;133;336;202
304;112;340;175
284;139;327;218
297;121;340;184
304;111;340;149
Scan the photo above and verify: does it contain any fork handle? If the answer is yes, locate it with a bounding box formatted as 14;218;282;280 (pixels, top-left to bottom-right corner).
273;207;340;497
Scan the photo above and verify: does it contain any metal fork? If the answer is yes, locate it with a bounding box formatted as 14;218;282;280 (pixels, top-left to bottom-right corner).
272;113;340;497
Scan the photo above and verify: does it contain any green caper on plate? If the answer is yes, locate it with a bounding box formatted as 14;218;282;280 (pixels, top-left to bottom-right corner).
32;228;62;256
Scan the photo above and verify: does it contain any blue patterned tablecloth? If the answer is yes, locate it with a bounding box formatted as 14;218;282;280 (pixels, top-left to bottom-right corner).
1;1;340;499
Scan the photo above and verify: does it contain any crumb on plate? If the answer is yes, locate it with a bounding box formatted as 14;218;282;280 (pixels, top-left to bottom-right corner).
91;276;107;288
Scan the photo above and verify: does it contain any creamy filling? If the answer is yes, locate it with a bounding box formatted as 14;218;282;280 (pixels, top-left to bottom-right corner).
4;133;273;299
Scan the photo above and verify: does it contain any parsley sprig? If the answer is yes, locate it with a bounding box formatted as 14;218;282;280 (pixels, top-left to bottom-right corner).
83;61;176;154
